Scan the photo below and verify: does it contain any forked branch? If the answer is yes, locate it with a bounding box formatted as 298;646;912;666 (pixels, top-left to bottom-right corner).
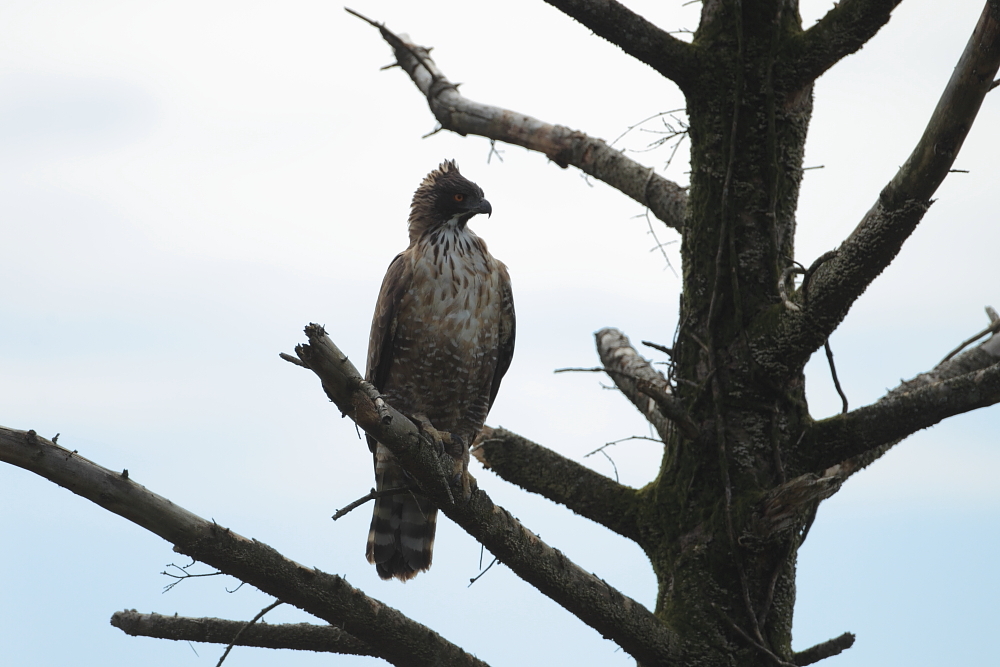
778;0;903;93
287;324;678;666
348;8;688;231
754;2;1000;378
0;426;488;667
792;336;1000;474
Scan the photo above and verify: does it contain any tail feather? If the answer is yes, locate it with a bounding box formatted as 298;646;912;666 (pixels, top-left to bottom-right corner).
366;454;437;581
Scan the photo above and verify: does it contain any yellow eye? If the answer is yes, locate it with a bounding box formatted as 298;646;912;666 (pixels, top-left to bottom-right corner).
453;193;464;202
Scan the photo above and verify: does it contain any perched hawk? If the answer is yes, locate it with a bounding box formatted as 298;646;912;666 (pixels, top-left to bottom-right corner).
364;160;515;581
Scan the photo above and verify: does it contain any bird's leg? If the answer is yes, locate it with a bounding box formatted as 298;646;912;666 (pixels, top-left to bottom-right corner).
452;447;477;503
411;414;476;502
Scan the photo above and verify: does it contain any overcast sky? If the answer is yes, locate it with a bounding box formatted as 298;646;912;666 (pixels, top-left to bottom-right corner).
2;1;998;666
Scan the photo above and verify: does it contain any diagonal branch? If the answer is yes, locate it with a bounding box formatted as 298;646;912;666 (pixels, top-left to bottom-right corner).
348;8;688;231
0;426;489;667
288;324;679;666
542;0;698;91
596;327;697;441
752;2;1000;379
777;0;903;93
472;426;643;542
791;336;1000;474
110;611;376;657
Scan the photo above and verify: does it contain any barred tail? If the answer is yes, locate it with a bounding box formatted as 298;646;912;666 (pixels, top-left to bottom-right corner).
365;452;437;581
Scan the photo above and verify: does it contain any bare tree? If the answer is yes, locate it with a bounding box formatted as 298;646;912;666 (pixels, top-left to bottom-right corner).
4;2;1000;666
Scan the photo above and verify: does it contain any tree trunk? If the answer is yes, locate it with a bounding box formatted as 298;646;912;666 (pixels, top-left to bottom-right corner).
655;2;813;663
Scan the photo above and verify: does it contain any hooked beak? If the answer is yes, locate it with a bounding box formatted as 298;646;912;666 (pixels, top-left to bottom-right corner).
477;199;493;218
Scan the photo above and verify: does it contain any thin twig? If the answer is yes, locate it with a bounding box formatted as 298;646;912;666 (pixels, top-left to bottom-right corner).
779;264;805;311
642;340;674;356
594;449;620;483
468;557;499;587
799;250;838;305
609;108;686;148
486;139;504;164
824;340;849;414
939;305;1000;364
332;487;412;521
161;562;222;593
640;207;679;276
279;352;306;367
584;435;664;458
216;600;283;667
716;604;797;667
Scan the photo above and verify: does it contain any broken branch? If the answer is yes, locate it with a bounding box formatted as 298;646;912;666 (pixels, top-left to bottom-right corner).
348;8;688;231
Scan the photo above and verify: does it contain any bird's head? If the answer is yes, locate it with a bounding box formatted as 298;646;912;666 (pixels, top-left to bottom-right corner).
408;160;491;243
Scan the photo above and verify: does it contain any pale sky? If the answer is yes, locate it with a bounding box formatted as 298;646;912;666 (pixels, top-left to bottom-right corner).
2;1;998;666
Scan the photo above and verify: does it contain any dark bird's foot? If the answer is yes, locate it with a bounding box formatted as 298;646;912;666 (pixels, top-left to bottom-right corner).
413;414;450;455
450;450;476;503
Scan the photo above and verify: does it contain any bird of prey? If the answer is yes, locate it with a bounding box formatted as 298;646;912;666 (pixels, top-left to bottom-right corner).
364;160;515;581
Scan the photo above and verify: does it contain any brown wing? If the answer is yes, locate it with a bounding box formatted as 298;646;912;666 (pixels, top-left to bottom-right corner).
487;261;515;413
365;250;411;453
366;251;411;390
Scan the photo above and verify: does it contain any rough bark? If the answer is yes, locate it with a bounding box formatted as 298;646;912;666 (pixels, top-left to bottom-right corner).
777;0;904;93
0;426;488;667
473;426;643;541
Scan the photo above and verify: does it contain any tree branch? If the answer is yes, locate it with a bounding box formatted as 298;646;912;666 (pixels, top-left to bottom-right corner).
542;0;698;91
0;426;489;667
110;611;376;657
472;426;643;541
778;0;903;93
792;337;1000;473
793;632;856;666
596;327;697;441
348;8;688;231
753;2;1000;378
288;324;679;666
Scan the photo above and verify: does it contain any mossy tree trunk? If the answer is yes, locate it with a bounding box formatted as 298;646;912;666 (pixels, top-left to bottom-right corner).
651;3;814;664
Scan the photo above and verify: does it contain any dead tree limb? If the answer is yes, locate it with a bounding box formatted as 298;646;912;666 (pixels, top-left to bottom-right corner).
829;330;1000;479
793;349;1000;474
753;2;1000;379
0;426;489;667
542;0;698;91
472;426;643;541
778;0;903;93
288;324;679;666
596;327;696;441
348;8;688;231
111;611;376;657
